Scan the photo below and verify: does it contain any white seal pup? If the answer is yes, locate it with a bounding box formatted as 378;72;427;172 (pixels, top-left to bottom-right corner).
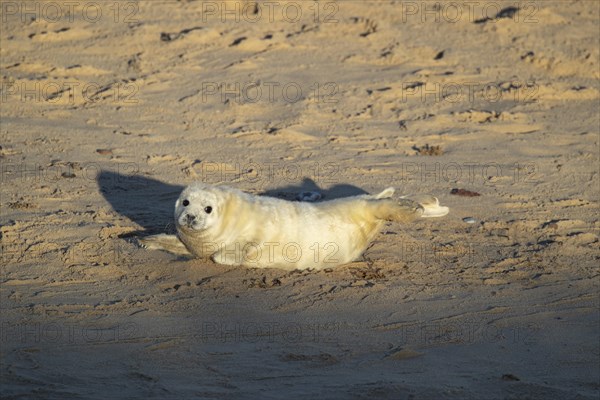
141;183;449;270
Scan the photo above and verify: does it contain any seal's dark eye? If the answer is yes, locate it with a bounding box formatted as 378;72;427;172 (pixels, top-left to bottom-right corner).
182;200;189;207
204;206;212;214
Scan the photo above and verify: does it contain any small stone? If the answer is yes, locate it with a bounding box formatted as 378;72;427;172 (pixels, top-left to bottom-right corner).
463;217;476;224
451;188;481;197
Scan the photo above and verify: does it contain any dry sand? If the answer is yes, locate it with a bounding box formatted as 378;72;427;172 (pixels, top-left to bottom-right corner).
1;1;599;399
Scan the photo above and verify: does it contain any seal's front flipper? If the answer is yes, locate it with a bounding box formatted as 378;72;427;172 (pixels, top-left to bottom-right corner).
211;249;244;266
139;234;192;256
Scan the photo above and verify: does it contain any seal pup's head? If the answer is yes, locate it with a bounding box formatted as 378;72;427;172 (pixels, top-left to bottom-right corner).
175;183;224;233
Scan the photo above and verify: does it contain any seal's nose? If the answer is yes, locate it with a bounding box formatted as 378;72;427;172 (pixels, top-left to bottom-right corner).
186;214;196;224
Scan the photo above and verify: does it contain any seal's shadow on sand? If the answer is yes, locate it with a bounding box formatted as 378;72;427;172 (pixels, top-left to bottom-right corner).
97;170;183;235
97;171;368;235
259;177;368;201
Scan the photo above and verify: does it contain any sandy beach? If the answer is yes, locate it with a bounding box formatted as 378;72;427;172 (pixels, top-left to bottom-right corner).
1;1;599;398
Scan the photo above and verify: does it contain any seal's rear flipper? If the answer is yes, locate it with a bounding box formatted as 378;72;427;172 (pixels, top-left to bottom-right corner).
373;198;423;223
374;193;449;222
375;187;395;199
139;234;192;256
403;195;449;218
